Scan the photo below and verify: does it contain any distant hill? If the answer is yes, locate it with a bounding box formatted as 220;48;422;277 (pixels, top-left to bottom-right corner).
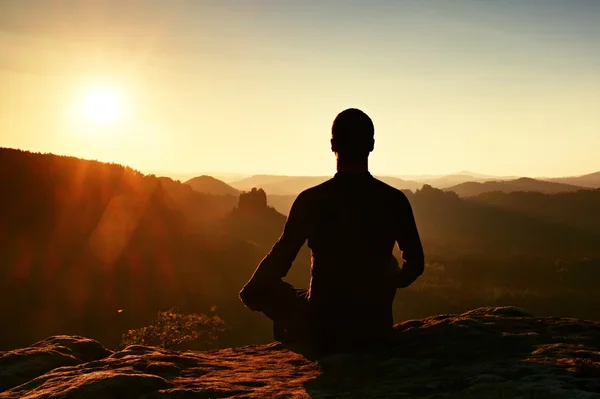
395;171;520;188
266;194;297;215
0;147;286;350
396;170;497;180
206;172;253;183
230;174;422;195
419;174;492;189
377;176;423;191
445;178;585;197
185;175;240;196
470;188;600;235
230;175;328;195
2;147;600;352
419;174;521;189
543;171;600;189
229;175;340;195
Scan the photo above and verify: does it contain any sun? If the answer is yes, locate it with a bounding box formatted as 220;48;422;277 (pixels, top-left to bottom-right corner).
80;87;123;125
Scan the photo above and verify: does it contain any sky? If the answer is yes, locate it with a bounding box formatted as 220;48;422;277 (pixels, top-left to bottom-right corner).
1;0;599;178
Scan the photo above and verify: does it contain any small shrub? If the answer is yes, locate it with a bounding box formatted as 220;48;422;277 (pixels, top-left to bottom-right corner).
120;307;227;350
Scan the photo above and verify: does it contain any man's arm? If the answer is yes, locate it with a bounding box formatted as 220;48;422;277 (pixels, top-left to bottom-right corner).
239;192;309;310
394;192;425;288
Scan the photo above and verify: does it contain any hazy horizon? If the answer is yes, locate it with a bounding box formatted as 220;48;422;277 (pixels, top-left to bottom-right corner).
2;1;599;177
141;167;593;182
4;146;598;181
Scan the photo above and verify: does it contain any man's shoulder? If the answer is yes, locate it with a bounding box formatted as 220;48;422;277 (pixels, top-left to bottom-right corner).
296;178;336;201
371;177;410;200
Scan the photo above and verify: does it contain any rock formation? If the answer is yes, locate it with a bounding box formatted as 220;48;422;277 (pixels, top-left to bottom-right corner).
1;307;599;398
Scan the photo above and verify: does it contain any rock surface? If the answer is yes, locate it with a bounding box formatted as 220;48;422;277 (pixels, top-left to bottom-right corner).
1;307;600;398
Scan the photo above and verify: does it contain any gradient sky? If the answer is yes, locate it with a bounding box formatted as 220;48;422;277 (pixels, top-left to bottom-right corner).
1;0;599;177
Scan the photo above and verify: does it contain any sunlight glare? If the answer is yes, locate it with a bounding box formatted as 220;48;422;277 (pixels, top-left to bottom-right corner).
80;88;123;125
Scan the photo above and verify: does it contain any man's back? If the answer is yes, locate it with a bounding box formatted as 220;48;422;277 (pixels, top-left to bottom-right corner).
246;171;423;350
299;172;418;304
240;108;424;354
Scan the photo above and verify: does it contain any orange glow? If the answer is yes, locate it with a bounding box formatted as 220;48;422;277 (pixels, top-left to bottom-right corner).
80;87;123;125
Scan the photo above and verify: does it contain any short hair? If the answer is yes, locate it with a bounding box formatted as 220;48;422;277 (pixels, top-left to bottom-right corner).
331;108;374;156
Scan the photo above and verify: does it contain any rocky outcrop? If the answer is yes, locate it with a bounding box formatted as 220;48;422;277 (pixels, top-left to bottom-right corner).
1;307;599;398
0;335;111;392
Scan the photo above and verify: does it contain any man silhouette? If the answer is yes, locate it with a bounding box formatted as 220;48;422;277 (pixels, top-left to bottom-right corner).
240;108;424;355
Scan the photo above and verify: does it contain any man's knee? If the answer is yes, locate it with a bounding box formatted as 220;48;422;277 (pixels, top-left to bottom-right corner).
239;279;288;310
239;283;264;311
240;279;306;319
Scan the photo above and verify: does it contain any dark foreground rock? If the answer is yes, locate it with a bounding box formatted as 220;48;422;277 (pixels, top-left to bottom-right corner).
1;306;600;398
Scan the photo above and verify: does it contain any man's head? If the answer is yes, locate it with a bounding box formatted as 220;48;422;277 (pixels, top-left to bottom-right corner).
331;108;374;159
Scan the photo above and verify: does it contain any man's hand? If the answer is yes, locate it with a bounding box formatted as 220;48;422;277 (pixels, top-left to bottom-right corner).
387;255;420;288
239;279;267;312
240;191;309;313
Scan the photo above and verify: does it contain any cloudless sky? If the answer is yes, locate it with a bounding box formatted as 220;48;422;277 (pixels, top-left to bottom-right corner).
1;0;599;177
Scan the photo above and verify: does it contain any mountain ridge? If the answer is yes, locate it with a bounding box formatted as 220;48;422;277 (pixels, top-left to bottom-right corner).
230;175;424;195
445;177;586;197
2;147;600;355
184;175;240;196
543;171;600;188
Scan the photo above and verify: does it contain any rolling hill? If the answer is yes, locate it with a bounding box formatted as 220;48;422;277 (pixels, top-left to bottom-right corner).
230;175;331;195
394;171;521;188
230;174;423;195
266;194;297;215
543;171;600;189
445;177;586;197
469;188;600;234
184;175;240;196
0;147;286;350
2;147;600;353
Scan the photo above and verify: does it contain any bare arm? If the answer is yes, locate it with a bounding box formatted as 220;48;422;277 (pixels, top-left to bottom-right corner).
239;192;309;309
394;193;425;288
